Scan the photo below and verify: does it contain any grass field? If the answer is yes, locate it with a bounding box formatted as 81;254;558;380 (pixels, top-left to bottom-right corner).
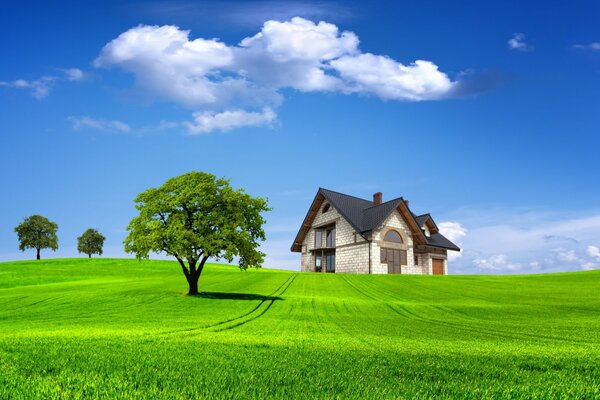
0;258;599;399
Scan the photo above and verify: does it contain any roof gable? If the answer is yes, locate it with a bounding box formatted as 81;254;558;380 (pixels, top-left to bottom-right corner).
414;213;439;234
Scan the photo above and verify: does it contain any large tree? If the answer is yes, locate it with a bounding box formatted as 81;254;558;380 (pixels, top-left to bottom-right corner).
77;228;106;258
124;171;270;295
14;215;59;260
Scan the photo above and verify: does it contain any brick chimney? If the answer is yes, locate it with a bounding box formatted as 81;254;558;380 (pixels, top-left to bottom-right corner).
373;192;382;206
404;199;410;207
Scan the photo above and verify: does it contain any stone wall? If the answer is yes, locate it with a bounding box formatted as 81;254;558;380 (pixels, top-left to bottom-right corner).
300;202;370;273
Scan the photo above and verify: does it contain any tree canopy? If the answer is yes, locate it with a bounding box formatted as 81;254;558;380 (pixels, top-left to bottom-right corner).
14;215;59;260
77;228;106;258
123;171;270;295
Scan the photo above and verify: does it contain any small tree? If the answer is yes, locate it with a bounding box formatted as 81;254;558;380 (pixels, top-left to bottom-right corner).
124;171;270;295
14;215;59;260
77;228;106;258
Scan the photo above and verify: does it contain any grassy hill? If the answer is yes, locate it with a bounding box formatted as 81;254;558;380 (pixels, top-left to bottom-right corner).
0;259;598;399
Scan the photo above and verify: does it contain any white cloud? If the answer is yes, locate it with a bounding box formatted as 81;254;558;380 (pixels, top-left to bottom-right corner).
94;25;237;108
94;18;459;133
0;67;84;99
331;55;455;100
183;107;276;134
69;116;131;133
241;17;358;63
508;33;533;52
61;68;85;81
0;76;55;99
438;221;467;261
236;17;357;92
450;209;600;274
551;248;596;271
573;42;600;51
473;254;523;272
588;245;600;260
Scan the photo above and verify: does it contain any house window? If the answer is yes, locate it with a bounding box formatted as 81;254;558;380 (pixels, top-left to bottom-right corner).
380;247;407;274
414;254;419;266
326;227;336;247
383;230;403;243
325;253;335;273
315;230;322;248
323;203;331;213
315;254;322;272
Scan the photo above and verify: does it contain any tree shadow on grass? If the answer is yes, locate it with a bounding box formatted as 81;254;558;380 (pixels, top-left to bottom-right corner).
198;291;283;301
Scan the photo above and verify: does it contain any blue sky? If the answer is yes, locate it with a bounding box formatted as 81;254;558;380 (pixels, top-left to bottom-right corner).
1;0;600;273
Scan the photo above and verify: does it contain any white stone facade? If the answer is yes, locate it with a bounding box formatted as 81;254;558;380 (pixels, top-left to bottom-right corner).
300;203;448;275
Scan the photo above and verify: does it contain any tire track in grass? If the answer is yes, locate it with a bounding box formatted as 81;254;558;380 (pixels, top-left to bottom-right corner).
343;275;514;340
211;274;297;332
159;274;296;336
344;275;590;344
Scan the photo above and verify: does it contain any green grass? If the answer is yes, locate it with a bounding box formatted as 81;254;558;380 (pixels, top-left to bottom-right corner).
0;258;599;399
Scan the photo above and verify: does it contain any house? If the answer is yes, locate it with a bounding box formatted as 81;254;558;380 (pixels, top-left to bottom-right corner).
291;188;460;274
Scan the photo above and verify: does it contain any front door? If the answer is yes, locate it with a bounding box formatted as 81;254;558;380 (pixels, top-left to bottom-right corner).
315;251;335;273
385;249;404;274
432;259;444;275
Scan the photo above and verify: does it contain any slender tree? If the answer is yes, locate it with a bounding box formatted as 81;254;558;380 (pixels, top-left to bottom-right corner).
124;171;270;295
77;228;106;258
14;215;59;260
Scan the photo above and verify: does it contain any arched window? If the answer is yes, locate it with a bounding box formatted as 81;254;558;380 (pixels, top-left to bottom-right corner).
322;203;331;213
383;230;403;243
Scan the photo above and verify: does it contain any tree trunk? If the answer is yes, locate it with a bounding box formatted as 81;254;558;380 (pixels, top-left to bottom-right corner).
36;248;40;260
177;256;208;296
187;275;199;296
88;254;91;259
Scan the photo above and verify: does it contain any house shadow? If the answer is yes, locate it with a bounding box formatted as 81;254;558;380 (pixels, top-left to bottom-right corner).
198;291;283;301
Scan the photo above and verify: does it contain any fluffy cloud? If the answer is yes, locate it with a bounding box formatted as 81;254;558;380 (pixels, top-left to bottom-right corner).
588;245;600;260
95;18;458;133
183;107;276;134
69;116;131;133
508;33;533;52
94;25;237;108
0;68;84;99
235;17;358;92
438;221;467;261
331;55;454;100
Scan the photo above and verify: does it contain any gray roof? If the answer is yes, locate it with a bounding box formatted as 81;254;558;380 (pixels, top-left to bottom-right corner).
414;214;430;227
425;233;460;251
319;188;459;251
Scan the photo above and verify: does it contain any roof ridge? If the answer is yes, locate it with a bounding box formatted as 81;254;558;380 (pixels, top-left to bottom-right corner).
319;187;373;204
362;196;404;210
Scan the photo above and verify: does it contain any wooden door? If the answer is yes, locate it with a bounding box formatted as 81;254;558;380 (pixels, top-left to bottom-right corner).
432;259;444;275
386;249;402;274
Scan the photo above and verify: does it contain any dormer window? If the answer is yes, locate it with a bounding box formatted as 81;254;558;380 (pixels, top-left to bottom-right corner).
322;203;331;213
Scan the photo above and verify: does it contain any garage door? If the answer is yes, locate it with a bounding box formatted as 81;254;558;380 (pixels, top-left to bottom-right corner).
432;259;444;275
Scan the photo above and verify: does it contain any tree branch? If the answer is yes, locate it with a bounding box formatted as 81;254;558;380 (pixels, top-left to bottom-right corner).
175;256;190;279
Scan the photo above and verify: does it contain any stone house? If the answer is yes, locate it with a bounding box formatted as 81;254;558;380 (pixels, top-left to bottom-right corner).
291;188;460;274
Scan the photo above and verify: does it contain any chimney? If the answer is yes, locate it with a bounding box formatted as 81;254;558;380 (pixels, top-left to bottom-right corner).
404;199;410;207
373;192;382;206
